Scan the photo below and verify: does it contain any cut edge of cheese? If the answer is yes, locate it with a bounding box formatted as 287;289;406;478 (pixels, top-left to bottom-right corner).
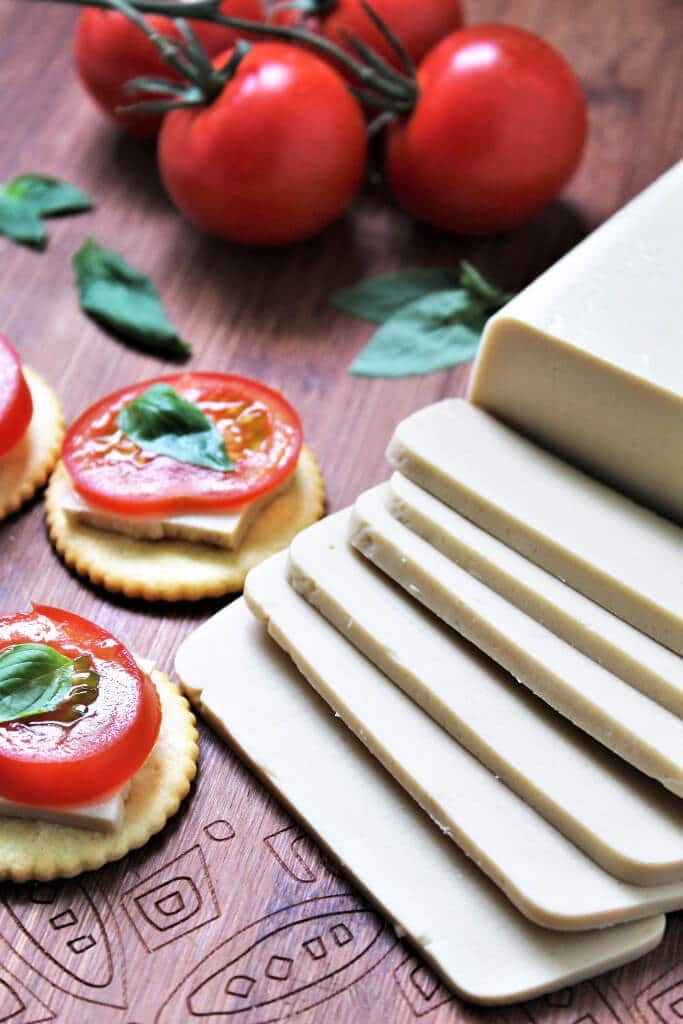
61;470;291;551
388;471;683;718
468;160;683;523
386;398;683;657
349;484;683;801
0;783;129;833
286;505;683;887
175;597;666;1005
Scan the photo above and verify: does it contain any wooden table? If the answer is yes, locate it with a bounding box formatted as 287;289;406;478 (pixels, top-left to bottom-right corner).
0;1;681;1020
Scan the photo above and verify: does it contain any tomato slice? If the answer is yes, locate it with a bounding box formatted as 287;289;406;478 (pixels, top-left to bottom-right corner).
0;606;161;807
62;373;303;517
0;333;33;457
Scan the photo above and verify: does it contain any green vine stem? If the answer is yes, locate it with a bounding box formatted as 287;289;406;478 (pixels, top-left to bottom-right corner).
30;0;419;114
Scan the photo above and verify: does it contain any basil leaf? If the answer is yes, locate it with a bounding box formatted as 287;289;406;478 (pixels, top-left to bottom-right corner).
5;174;93;217
459;260;515;306
73;239;191;359
333;269;457;323
0;189;46;248
349;289;492;378
118;383;234;472
0;643;78;724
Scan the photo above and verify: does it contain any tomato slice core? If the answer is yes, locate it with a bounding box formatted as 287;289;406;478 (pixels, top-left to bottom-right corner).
0;334;33;457
0;606;161;807
62;373;303;517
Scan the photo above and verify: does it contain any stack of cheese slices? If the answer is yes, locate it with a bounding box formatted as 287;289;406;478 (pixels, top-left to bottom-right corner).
176;159;683;1005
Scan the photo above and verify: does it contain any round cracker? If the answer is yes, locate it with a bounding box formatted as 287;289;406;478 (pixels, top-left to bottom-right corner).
0;367;64;521
45;445;325;600
0;665;198;883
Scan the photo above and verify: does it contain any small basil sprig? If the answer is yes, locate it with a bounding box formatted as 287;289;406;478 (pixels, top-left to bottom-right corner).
73;239;190;359
118;383;235;472
0;643;99;725
0;174;92;249
333;262;514;378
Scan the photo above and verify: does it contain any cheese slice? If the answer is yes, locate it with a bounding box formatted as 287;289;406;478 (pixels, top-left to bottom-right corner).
0;784;127;833
245;551;683;930
387;399;683;656
175;598;665;1003
350;486;683;798
61;475;290;550
389;472;683;717
469;160;683;523
287;508;683;885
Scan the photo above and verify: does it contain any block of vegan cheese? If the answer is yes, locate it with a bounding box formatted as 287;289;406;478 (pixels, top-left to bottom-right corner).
245;551;683;930
350;486;683;797
469;160;683;524
175;599;665;1003
61;476;288;550
288;509;683;885
386;399;683;656
0;787;126;833
389;472;683;717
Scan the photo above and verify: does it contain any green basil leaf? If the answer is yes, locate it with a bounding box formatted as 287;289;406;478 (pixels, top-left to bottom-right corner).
349;289;492;378
332;268;457;323
0;643;79;723
118;383;234;472
73;239;191;358
459;260;514;307
0;189;46;248
5;174;93;217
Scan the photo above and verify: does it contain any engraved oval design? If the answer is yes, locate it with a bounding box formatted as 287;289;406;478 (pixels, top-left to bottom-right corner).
2;881;113;990
157;895;395;1022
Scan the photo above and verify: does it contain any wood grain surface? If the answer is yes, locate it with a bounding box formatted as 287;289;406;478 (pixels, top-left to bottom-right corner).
0;1;682;1020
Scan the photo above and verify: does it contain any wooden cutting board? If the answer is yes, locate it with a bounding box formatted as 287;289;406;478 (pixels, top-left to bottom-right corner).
0;1;682;1020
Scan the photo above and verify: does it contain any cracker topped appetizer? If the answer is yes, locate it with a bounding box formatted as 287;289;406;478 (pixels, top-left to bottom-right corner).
0;333;64;521
46;373;325;599
0;604;198;881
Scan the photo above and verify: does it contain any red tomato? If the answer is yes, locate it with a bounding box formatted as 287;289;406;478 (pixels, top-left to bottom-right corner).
0;334;32;458
158;43;366;244
275;0;463;75
386;25;588;234
0;605;161;807
63;372;303;517
73;1;264;139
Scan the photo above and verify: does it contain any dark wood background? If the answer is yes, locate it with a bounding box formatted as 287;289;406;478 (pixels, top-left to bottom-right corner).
0;1;682;1020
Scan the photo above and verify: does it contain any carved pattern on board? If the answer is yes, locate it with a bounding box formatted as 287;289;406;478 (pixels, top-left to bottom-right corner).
120;844;220;952
0;965;55;1024
0;880;127;1009
635;967;683;1024
393;954;455;1017
155;893;397;1022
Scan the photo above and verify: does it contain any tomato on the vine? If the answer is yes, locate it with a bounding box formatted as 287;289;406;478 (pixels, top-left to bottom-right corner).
0;334;32;458
73;1;264;138
0;606;161;807
158;43;366;244
63;372;303;516
274;0;463;75
385;25;588;234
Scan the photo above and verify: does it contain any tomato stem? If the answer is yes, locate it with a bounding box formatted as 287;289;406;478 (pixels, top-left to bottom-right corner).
30;0;419;114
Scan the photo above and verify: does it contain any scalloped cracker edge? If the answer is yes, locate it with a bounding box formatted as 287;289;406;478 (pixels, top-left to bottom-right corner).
0;663;198;882
45;445;326;600
0;367;64;521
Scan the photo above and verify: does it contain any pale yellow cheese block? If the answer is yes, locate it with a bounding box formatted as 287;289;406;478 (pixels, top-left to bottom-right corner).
245;551;683;930
350;487;683;798
0;786;126;833
387;399;683;656
469;160;683;523
61;475;289;550
389;472;683;717
288;508;683;885
175;598;665;1003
